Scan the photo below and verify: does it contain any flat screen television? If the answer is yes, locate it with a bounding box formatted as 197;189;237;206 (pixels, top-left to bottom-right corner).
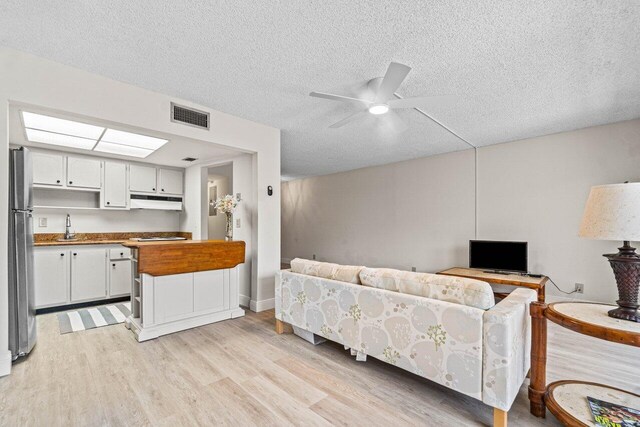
469;240;528;273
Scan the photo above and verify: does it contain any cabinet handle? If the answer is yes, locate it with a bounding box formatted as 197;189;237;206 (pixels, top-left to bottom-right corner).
152;188;156;191
161;188;165;192
73;252;77;256
69;181;73;184
120;252;124;256
56;179;61;184
107;201;111;205
112;263;116;267
60;253;64;257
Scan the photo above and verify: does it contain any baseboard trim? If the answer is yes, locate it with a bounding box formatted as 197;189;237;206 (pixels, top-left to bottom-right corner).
0;350;12;377
250;298;275;312
239;294;250;308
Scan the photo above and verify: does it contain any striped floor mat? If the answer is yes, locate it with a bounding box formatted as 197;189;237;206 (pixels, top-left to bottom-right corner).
57;302;131;334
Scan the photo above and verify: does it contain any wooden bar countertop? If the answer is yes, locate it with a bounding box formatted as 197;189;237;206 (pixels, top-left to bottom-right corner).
122;239;245;276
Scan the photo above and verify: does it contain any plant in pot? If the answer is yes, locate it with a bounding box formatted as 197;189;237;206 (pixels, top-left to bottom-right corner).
214;194;239;241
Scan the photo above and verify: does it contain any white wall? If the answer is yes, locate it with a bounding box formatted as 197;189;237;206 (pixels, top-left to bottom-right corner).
282;119;640;305
33;209;180;234
0;48;280;377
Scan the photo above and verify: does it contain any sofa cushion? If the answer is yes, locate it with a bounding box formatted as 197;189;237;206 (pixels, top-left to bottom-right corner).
290;258;364;284
359;267;495;310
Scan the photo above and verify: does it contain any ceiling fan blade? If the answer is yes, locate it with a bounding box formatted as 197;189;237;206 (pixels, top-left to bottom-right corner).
375;62;411;103
388;95;457;109
329;110;367;128
310;91;372;106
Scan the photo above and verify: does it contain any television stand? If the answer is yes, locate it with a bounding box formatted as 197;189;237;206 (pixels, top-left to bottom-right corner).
437;267;548;302
482;270;513;275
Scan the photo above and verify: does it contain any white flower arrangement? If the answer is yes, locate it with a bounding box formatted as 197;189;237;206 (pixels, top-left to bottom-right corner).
214;194;239;214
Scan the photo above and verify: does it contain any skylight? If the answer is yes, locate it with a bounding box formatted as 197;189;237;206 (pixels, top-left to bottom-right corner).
21;111;169;158
25;128;97;150
22;112;105;139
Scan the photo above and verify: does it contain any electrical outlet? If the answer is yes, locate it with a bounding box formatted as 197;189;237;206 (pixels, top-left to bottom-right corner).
235;218;241;228
312;254;316;260
236;193;242;201
38;217;47;227
575;283;584;294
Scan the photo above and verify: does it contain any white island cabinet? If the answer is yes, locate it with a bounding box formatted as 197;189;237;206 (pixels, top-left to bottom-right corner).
124;240;245;342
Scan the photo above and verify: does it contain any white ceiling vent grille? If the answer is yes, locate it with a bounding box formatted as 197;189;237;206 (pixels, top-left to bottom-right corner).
171;103;209;130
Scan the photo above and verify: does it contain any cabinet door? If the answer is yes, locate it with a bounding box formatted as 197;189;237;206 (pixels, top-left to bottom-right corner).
32;152;65;186
129;164;157;193
109;260;132;297
159;168;183;195
67;157;102;189
71;248;107;301
34;249;68;307
104;162;127;208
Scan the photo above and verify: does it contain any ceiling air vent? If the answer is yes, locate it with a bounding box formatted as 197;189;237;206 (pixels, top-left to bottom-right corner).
182;157;198;162
171;102;210;130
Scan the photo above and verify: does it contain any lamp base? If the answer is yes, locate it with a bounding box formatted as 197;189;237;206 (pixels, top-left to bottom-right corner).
604;241;640;323
607;307;639;322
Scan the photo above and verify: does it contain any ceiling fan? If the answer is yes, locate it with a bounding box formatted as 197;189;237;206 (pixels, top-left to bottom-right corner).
310;62;454;130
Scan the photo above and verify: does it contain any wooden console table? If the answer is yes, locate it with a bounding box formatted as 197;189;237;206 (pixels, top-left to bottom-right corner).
529;302;640;426
437;267;548;302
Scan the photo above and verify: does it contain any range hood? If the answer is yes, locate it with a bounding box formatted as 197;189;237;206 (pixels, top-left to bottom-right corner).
130;194;182;211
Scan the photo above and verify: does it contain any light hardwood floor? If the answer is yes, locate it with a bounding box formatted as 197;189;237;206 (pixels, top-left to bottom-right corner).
1;308;638;426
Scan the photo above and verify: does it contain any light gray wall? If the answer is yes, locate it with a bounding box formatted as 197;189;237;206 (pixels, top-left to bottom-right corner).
281;119;640;303
477;119;640;303
282;149;476;273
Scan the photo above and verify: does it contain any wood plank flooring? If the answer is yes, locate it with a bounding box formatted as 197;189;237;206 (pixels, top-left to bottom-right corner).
1;308;638;426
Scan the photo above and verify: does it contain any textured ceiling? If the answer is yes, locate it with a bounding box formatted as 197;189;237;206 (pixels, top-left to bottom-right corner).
1;1;639;179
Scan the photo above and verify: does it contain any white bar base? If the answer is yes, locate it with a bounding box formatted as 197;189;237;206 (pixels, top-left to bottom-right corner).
127;308;245;342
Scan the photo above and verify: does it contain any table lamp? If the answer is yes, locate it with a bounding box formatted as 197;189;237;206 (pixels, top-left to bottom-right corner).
579;182;640;322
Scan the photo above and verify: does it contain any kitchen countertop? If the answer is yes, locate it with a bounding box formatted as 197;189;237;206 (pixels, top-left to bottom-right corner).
123;240;246;276
34;231;192;247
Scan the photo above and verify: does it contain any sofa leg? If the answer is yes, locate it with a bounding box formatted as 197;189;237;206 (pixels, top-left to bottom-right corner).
275;319;292;334
493;408;507;427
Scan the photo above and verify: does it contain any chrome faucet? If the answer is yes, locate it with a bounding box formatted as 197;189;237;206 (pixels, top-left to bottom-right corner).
64;214;75;240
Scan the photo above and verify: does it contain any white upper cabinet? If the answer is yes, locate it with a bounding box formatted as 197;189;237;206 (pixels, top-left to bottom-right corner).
67;157;102;189
129;164;157;193
104;162;128;208
32;152;65;186
159;168;183;195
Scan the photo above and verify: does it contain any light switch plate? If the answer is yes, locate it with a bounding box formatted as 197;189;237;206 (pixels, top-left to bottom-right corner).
38;217;47;227
235;218;241;228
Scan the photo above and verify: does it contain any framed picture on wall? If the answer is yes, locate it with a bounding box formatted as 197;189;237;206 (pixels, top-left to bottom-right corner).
209;185;218;216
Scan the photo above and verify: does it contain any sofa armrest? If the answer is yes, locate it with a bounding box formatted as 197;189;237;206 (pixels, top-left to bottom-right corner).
482;288;537;411
275;270;284;320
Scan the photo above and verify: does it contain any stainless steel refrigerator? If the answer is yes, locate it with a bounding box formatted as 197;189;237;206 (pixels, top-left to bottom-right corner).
8;147;36;360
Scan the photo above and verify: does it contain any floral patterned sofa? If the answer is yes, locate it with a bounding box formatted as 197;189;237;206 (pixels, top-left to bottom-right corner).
275;259;536;427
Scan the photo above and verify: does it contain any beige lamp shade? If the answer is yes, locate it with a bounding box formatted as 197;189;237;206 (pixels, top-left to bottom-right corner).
579;183;640;241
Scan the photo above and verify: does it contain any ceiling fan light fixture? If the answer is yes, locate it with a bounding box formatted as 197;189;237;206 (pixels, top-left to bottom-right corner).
368;104;389;115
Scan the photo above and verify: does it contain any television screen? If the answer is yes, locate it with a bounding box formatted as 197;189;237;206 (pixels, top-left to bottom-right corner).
469;240;528;273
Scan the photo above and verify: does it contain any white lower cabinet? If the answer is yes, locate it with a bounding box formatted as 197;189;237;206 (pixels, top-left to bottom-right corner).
34;248;69;307
71;248;107;301
109;260;132;297
34;245;131;309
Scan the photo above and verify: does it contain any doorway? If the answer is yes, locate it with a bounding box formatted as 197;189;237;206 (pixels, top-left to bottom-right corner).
207;164;233;239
